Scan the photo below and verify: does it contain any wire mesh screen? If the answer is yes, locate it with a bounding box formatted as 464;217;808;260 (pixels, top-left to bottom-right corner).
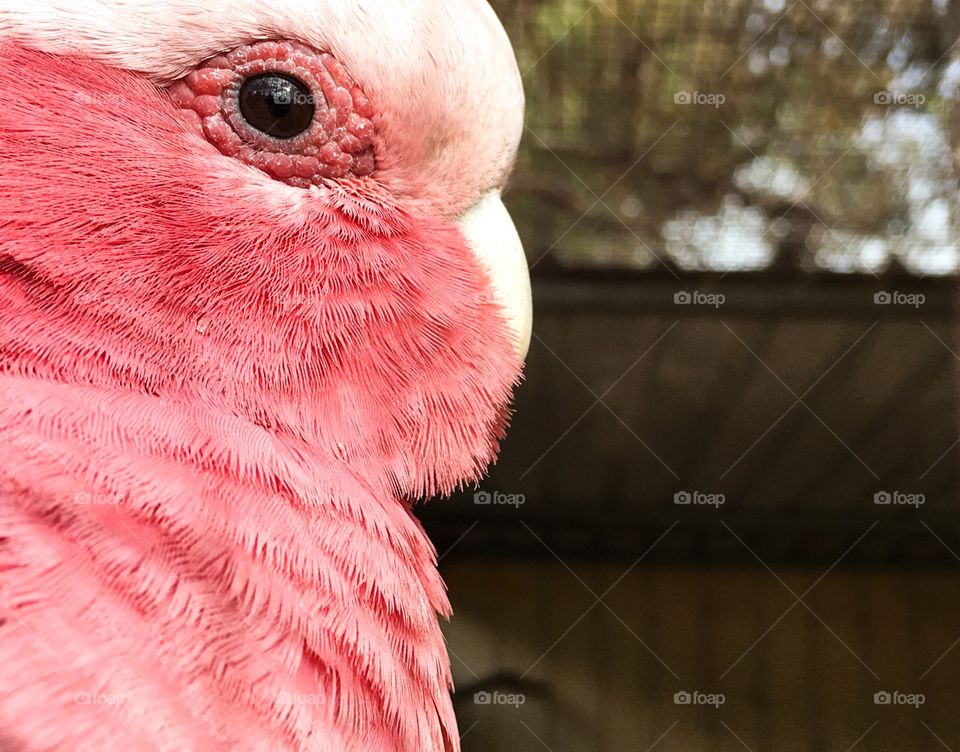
493;0;960;275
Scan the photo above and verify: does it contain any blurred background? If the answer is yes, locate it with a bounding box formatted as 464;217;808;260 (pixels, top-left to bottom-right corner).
420;0;960;749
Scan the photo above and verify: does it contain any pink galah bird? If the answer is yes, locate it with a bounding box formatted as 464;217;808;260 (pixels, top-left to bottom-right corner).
0;0;531;749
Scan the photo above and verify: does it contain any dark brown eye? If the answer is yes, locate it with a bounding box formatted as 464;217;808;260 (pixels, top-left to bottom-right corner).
238;73;315;139
170;41;377;187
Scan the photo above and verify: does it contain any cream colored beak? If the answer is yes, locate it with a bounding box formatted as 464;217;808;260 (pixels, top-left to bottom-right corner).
455;190;533;358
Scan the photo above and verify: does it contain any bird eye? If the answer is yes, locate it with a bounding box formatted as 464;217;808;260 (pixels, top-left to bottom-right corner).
239;73;316;139
169;41;377;188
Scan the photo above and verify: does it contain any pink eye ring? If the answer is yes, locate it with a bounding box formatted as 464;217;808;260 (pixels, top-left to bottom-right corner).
169;40;377;188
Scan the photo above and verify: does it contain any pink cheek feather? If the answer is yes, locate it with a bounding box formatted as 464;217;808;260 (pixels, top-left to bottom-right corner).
0;42;521;497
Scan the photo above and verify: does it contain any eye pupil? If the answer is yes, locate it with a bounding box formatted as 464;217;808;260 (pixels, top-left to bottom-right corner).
238;73;315;139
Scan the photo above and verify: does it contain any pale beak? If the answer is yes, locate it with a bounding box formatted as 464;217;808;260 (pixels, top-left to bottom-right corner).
455;190;533;358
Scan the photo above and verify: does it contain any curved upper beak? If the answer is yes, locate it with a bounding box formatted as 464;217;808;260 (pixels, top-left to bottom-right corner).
455;190;533;358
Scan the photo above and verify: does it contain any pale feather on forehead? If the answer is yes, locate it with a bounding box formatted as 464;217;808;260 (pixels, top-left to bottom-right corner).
0;0;524;217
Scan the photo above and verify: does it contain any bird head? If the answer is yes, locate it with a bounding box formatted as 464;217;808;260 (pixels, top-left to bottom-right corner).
0;0;530;499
